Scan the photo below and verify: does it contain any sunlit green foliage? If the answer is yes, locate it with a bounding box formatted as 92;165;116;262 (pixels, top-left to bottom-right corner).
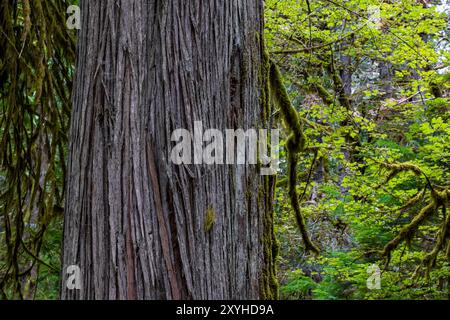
269;0;450;300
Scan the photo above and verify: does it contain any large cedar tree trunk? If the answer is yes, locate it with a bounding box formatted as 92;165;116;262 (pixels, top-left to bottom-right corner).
61;0;277;300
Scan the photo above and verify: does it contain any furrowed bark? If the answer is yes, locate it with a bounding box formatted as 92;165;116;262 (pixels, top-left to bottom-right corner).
61;0;277;300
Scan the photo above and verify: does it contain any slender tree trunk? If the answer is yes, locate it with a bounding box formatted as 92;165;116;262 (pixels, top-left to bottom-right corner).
61;0;277;300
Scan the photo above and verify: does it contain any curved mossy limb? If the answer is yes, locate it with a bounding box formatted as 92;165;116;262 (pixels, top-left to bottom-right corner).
269;61;319;255
380;162;450;271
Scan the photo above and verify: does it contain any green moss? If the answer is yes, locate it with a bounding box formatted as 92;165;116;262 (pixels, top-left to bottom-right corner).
269;62;305;152
269;61;319;255
255;41;279;299
204;207;216;233
380;166;450;270
260;212;279;299
260;49;271;123
257;173;279;299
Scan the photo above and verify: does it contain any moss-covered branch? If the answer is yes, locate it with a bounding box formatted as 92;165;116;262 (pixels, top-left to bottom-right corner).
379;162;450;271
269;60;320;255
